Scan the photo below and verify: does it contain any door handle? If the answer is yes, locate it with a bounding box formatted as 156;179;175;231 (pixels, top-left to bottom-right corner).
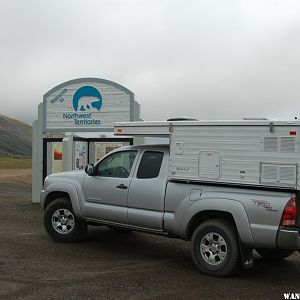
116;184;128;190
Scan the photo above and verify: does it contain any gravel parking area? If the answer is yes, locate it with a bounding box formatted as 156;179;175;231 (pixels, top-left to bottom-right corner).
0;177;299;299
0;169;32;184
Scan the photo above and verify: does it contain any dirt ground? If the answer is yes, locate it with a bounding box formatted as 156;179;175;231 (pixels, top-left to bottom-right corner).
0;169;32;184
0;171;299;299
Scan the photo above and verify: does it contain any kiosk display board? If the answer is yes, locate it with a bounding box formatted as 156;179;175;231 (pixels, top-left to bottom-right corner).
95;142;124;162
51;142;63;173
74;141;88;170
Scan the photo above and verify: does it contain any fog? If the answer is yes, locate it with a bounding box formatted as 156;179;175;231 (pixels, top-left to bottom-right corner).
1;0;300;125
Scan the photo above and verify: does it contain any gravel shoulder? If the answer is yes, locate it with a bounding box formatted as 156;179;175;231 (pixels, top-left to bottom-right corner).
0;169;32;184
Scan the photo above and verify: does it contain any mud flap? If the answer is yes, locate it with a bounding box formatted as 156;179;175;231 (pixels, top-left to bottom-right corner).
239;242;254;269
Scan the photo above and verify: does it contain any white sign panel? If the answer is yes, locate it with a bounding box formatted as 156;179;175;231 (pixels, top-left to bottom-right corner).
95;142;124;162
51;142;63;173
44;78;134;132
74;141;88;170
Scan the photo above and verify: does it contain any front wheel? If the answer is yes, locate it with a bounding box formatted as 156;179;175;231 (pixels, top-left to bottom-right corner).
43;198;87;243
191;219;241;277
256;249;294;260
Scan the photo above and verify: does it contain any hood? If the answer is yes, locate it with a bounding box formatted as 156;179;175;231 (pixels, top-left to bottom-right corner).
49;170;86;178
45;170;87;188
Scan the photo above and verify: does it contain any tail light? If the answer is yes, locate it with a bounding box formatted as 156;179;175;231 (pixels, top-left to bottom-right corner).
280;196;297;226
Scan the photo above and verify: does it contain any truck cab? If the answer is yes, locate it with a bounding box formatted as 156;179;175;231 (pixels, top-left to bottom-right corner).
81;144;169;231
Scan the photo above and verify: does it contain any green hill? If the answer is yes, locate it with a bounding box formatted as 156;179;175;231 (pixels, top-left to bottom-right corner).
0;114;32;157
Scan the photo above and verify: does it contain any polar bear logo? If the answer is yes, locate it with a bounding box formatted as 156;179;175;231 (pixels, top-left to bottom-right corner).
73;86;102;112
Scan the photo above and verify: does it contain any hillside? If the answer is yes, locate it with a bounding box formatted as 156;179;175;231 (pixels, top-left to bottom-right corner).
0;114;32;156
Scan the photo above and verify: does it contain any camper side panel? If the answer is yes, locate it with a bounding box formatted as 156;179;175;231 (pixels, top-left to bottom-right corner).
169;125;300;188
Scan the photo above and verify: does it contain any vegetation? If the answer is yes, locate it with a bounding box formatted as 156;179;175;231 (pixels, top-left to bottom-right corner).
0;114;32;157
0;156;32;169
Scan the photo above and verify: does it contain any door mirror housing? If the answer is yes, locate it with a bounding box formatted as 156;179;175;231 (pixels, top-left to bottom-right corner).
85;164;95;176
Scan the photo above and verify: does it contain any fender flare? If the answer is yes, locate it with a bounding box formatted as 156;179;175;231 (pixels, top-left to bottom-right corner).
179;198;254;246
42;182;83;217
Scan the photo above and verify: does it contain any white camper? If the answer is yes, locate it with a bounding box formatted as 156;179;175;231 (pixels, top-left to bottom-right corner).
114;120;300;190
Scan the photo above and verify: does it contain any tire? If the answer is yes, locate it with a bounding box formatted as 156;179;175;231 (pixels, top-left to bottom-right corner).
191;219;241;277
43;198;87;243
256;249;294;260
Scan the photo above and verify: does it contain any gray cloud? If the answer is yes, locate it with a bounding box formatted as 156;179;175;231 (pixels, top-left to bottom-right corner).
1;0;300;124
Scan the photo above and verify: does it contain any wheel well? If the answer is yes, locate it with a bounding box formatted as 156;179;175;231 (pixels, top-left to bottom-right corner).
44;192;71;209
186;210;236;240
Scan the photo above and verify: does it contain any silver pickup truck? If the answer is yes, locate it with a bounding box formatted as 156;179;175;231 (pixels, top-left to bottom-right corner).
41;144;300;277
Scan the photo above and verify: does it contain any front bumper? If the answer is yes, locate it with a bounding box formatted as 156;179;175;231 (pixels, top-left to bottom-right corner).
277;226;300;250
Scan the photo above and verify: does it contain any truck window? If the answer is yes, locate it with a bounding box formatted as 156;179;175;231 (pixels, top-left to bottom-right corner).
137;151;164;179
96;150;137;178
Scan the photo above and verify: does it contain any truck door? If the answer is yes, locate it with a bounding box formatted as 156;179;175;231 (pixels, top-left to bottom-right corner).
127;150;168;230
82;150;138;224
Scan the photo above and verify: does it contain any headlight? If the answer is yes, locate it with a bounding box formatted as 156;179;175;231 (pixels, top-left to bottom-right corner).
43;176;49;188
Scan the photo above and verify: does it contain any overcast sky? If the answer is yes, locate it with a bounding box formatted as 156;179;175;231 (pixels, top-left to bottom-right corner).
1;0;300;125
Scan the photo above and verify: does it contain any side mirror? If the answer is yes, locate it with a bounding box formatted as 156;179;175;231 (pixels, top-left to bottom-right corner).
85;164;95;176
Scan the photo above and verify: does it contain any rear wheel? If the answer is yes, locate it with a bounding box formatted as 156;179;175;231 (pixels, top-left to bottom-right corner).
43;198;87;242
256;249;294;260
191;219;241;277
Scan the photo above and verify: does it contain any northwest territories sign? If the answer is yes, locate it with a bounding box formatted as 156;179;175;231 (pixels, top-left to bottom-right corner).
43;78;136;132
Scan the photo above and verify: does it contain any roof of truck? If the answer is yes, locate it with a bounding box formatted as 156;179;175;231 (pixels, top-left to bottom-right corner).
125;144;169;150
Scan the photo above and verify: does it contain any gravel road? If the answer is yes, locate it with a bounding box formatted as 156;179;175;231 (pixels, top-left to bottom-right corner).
0;180;299;300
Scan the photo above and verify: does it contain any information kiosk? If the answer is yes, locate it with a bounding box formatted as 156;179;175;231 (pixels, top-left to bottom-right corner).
32;78;141;203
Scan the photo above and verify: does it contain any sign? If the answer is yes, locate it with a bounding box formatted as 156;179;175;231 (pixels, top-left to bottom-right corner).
43;78;137;132
74;141;88;170
51;142;63;173
95;142;124;162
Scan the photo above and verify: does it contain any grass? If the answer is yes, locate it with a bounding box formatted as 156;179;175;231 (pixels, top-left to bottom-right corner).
0;156;32;169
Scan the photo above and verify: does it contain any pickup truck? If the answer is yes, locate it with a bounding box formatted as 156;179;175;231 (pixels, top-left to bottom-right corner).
41;144;300;277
